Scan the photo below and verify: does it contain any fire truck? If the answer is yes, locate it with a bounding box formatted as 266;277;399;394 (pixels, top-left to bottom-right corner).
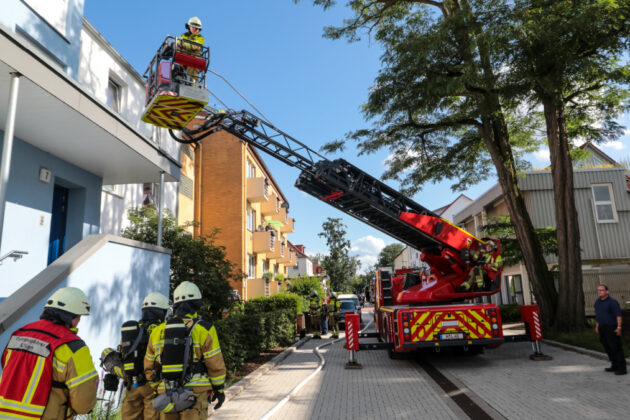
141;44;546;359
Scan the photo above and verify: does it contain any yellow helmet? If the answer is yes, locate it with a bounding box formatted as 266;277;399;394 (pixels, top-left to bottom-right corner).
173;281;202;303
187;16;202;30
142;292;169;310
45;287;90;316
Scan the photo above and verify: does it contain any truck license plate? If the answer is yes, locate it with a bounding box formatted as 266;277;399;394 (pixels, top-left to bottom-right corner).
440;333;464;340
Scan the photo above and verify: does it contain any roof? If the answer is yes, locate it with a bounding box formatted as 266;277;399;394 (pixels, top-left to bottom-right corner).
433;193;472;216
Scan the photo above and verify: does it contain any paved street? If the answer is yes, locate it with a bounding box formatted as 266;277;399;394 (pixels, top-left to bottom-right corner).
211;309;630;419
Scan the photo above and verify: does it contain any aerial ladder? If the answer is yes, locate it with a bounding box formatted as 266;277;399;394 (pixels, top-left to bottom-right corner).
141;42;550;359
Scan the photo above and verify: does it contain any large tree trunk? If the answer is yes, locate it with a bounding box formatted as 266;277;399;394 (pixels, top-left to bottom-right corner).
542;97;586;331
480;111;558;327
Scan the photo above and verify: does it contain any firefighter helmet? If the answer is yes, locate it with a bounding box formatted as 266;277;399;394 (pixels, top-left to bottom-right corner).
331;292;337;298
485;240;496;250
45;287;90;315
310;290;318;298
186;16;202;31
142;292;169;310
173;281;202;303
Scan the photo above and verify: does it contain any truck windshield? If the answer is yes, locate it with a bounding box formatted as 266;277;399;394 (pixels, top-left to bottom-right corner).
340;301;355;309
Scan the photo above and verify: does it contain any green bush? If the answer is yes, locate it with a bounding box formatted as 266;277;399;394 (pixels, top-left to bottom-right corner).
499;304;522;323
215;293;301;375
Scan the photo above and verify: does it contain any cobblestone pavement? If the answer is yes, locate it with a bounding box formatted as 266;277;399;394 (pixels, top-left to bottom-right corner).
211;309;630;420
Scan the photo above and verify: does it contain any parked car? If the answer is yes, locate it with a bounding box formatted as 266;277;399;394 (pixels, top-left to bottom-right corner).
338;294;362;329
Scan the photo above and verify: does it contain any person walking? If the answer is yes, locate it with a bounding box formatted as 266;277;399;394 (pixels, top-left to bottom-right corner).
101;292;170;420
145;281;226;419
0;287;98;419
594;284;627;375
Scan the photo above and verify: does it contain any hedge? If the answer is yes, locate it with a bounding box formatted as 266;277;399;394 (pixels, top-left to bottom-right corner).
214;292;302;374
499;304;522;323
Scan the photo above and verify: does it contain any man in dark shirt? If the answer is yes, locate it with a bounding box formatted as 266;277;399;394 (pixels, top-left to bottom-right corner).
594;284;626;375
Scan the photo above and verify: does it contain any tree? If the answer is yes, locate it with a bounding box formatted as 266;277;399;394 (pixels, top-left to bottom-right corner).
318;217;361;291
122;206;239;320
505;0;630;330
376;243;404;268
300;0;558;327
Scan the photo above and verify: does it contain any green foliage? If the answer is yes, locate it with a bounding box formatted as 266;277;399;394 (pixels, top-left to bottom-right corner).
287;276;325;310
481;216;558;267
121;206;240;320
376;243;404;269
214;294;301;373
499;304;523;324
318;218;361;291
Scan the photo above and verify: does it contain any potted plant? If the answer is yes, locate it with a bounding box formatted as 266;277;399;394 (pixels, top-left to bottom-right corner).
262;272;273;283
275;273;285;283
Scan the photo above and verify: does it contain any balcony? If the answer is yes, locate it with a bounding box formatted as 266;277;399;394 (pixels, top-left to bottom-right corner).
252;231;275;254
247;177;269;203
268;239;285;259
278;249;294;264
261;193;280;216
285;251;297;267
280;217;294;233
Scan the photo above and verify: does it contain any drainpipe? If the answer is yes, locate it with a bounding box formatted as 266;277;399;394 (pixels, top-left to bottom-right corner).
0;73;21;251
157;171;165;247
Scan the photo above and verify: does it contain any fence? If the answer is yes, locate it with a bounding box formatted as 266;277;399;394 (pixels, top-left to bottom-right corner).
583;270;630;316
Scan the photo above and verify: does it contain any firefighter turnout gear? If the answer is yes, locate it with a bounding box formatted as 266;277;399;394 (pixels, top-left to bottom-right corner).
144;312;226;419
328;295;341;339
309;295;322;339
44;287;90;315
0;319;97;419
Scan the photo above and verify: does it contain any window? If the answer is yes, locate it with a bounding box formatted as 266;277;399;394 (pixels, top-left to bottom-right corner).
262;259;269;274
247;160;256;179
247;254;257;279
106;78;121;112
504;275;524;305
247;205;256;231
592;184;617;223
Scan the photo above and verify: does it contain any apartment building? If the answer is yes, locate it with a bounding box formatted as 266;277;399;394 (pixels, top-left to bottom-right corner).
192;128;296;300
0;1;174;358
454;143;630;312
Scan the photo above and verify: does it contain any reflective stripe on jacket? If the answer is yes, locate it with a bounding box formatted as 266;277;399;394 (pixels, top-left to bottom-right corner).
144;313;226;391
0;320;97;419
179;32;205;55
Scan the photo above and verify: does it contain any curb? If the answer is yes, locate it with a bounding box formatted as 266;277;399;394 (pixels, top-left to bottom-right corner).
543;338;630;363
222;336;311;403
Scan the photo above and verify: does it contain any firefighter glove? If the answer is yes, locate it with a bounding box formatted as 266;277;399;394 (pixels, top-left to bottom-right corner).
211;385;225;410
103;373;119;392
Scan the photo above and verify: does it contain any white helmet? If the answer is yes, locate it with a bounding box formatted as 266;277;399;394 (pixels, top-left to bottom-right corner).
173;281;202;303
142;292;169;310
187;16;202;30
45;287;90;316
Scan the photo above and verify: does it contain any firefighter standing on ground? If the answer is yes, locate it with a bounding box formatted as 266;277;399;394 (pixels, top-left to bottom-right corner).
328;292;341;339
309;291;322;339
101;292;170;420
0;287;97;419
144;281;226;419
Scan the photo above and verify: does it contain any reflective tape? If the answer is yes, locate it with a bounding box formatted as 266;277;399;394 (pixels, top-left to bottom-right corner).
66;369;98;389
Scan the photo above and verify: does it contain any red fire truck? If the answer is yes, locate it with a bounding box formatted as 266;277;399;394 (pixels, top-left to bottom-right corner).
141;48;545;357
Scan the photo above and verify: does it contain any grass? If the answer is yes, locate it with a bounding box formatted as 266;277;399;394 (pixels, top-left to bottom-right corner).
545;320;630;358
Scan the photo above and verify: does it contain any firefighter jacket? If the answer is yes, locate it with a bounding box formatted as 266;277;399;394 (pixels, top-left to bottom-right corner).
0;319;97;419
328;298;341;315
179;32;205;55
144;313;226;393
484;251;503;280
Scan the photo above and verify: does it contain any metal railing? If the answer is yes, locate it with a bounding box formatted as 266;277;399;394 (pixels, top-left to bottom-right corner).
0;250;27;264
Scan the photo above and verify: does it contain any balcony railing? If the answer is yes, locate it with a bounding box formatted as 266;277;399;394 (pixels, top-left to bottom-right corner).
253;231;275;254
261;192;279;215
280;217;294;233
246;177;269;203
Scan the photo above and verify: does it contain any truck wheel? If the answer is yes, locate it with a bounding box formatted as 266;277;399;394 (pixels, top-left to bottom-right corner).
388;348;403;360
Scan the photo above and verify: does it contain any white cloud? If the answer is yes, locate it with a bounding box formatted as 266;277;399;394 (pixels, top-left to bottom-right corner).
600;141;625;151
351;235;386;254
533;149;550;162
357;254;377;271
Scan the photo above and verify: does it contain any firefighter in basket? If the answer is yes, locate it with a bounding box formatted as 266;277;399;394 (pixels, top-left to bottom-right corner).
144;281;226;419
178;17;205;84
0;287;97;419
100;292;170;420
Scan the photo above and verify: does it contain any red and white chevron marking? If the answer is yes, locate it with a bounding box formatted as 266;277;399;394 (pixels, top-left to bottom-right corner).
532;311;543;340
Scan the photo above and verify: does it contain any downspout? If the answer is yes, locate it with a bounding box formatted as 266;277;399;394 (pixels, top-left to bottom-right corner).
157;171;165;247
0;73;21;251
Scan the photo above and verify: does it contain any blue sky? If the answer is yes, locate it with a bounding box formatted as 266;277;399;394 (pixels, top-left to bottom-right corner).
84;1;630;272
